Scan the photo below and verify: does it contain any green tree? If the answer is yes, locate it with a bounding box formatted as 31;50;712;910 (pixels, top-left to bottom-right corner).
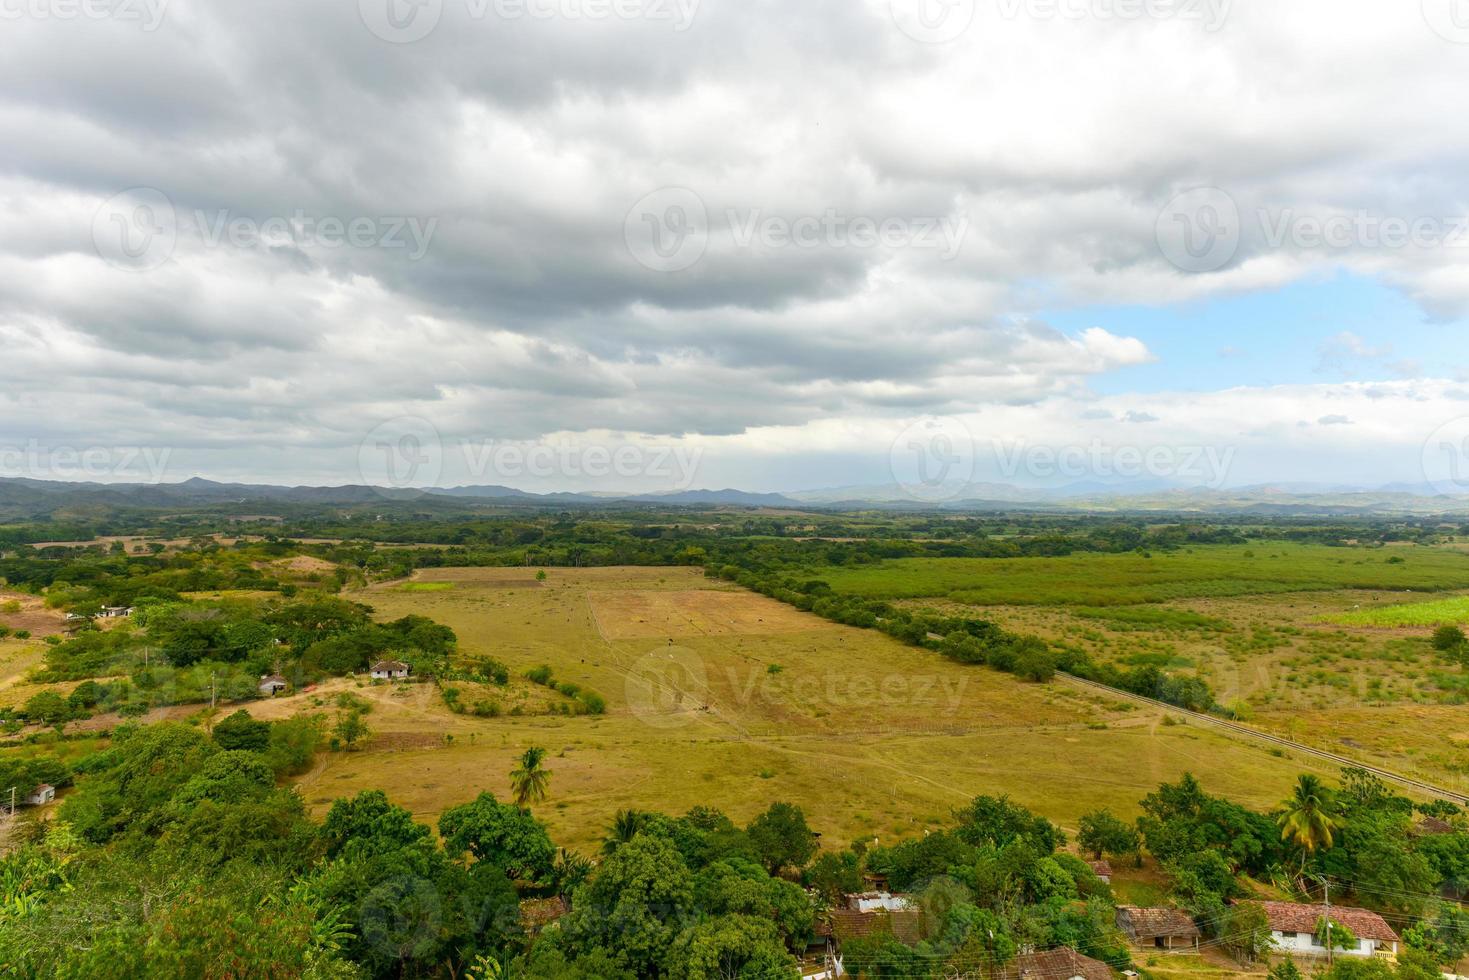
332;709;369;751
1432;625;1466;652
510;746;551;808
1078;808;1140;861
1277;774;1340;870
439;791;557;883
602;807;652;855
562;834;695;975
213;708;271;752
666;914;796;979
746;802;817;876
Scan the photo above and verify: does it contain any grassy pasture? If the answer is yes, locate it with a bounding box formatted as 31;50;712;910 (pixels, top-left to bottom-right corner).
243;566;1337;854
1325;594;1469;627
810;544;1469;606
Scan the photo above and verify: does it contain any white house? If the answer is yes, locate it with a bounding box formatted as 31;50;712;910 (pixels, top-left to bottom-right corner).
98;606;134;618
370;660;411;680
1259;901;1400;958
25;784;55;806
258;674;288;695
845;891;914;913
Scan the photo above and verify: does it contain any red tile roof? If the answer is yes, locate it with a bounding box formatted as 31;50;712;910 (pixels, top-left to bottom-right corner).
1257;902;1399;943
827;908;924;945
1116;906;1200;941
1088;860;1113;878
1001;948;1116;980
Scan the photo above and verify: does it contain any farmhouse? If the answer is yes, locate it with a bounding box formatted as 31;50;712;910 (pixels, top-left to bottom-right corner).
98;606;133;618
258;674;288;695
25;784;55;806
1258;901;1399;958
369;660;411;680
1000;947;1117;980
1116;906;1201;949
845;890;914;913
1088;860;1113;883
518;896;568;935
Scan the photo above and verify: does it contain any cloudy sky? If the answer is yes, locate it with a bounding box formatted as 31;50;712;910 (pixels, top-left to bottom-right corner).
3;0;1469;495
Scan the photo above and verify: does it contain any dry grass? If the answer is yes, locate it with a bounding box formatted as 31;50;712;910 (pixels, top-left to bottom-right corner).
242;567;1343;855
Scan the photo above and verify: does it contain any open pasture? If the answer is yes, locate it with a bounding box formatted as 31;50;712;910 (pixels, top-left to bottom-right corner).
238;566;1346;854
811;543;1469;606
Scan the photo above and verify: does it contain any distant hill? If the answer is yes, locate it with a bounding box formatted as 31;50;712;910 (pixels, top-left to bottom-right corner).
1;475;1466;520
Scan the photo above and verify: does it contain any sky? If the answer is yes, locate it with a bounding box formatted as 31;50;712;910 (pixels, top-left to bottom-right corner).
3;0;1469;497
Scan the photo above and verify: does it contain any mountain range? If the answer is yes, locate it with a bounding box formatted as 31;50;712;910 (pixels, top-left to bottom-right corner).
2;475;1469;519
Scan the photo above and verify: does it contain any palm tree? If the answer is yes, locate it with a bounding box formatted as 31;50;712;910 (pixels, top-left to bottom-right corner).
1277;774;1340;872
510;746;551;808
602;808;651;855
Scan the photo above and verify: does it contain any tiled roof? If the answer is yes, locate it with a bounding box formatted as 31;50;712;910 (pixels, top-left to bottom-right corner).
827;908;923;945
1257;902;1399;943
1002;948;1116;980
519;896;568;930
1088;860;1113;877
370;660;410;672
1116;906;1200;940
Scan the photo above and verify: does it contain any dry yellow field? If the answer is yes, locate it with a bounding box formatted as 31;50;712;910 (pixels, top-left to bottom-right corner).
250;567;1338;854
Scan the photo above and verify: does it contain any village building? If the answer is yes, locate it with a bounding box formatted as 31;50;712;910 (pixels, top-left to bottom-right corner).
98;606;134;618
845;890;914;913
258;674;288;695
1000;947;1117;980
369;660;411;680
518;896;568;935
1116;906;1201;949
1258;901;1400;958
1088;860;1113;884
25;784;56;806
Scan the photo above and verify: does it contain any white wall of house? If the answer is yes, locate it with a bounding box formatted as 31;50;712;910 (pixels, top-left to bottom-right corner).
1271;931;1393;957
850;894;912;913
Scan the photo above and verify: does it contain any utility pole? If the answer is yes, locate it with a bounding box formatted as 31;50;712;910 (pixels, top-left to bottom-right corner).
1318;876;1333;967
210;672;216;710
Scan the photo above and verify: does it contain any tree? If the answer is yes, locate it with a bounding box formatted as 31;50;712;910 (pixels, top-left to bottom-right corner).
510;746;551;808
1277;774;1340;870
562;834;695;975
1432;625;1466;652
332;709;369;751
746;802;817;876
212;709;270;752
666;914;795;979
1221;901;1274;963
438;792;557;883
602;808;652;855
1078;808;1140;861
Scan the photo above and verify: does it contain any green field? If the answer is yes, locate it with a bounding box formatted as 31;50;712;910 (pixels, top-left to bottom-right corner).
232;566;1340;854
1325;594;1469;627
809;543;1469;606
